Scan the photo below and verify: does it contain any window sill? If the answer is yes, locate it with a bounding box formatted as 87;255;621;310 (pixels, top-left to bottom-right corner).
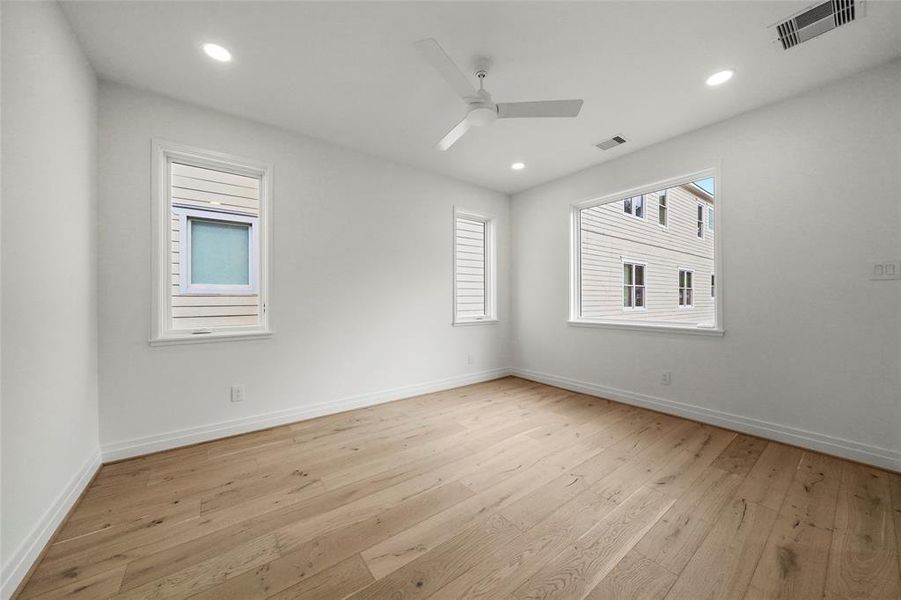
453;319;499;327
150;330;273;346
567;320;724;337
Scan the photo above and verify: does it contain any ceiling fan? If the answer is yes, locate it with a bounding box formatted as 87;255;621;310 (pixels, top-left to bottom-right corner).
414;38;584;151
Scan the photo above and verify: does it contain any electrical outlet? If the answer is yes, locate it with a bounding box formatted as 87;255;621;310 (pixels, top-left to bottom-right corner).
230;385;245;403
870;261;901;280
467;353;475;365
660;371;672;386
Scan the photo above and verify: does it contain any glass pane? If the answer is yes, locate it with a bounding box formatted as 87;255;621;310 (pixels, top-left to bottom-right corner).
635;265;644;285
190;219;250;285
659;205;666;226
635;286;644;307
623;198;632;214
624;286;632;307
679;289;684;305
687;289;692;305
623;264;633;285
708;206;715;231
679;271;685;287
635;196;644;218
686;272;692;287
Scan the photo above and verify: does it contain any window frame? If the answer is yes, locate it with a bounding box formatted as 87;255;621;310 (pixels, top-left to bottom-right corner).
623;194;646;220
621;259;647;311
174;207;259;296
678;268;694;308
707;205;715;232
569;167;724;336
657;190;668;228
151;140;273;345
452;207;497;326
696;203;705;239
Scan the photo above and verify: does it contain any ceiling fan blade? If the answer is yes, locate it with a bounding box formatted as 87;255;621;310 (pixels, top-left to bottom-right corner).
435;118;471;151
414;38;477;100
497;99;584;119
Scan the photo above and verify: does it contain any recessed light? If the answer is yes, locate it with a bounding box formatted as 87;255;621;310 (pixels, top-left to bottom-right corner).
202;43;232;62
511;162;525;171
705;69;734;87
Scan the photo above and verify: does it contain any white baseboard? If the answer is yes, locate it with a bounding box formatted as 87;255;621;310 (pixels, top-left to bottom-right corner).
511;367;900;472
101;368;512;462
1;448;101;600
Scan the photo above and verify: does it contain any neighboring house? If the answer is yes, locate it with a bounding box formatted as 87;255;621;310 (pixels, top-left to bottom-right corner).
579;180;715;326
170;163;262;331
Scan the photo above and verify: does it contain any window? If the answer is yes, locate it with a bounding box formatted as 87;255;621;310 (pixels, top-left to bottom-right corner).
152;141;271;344
571;170;720;334
623;195;645;219
697;204;704;238
657;191;667;227
679;269;693;307
707;205;715;232
622;262;646;309
454;209;496;324
711;274;715;298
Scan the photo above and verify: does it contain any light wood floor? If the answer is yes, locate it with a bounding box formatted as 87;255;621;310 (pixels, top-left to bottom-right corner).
16;377;901;599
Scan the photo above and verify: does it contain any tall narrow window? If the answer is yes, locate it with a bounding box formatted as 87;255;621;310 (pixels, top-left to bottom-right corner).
697;204;704;238
623;195;645;219
454;210;496;324
707;205;715;232
711;274;715;297
152;142;271;344
658;190;667;227
679;269;693;307
623;262;646;309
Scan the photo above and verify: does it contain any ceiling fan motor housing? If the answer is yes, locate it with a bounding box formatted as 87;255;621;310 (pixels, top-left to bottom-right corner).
466;88;497;127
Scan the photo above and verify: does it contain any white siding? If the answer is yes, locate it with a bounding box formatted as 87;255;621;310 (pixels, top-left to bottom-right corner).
455;216;487;319
580;185;715;326
169;162;261;330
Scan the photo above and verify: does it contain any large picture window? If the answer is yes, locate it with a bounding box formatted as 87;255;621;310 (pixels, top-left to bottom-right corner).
571;170;720;334
152;141;271;344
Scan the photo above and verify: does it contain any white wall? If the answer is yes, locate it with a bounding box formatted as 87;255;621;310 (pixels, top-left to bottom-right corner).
97;83;511;458
511;60;901;470
1;2;100;596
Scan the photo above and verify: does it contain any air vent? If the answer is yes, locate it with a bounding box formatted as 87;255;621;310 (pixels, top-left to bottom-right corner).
772;0;864;50
595;135;627;151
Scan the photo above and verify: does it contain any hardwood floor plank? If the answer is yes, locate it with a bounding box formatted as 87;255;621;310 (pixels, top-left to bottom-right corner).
709;434;768;476
584;552;677;600
13;378;894;600
511;485;674;600
823;463;900;600
634;465;744;573
663;496;777;600
745;452;843;600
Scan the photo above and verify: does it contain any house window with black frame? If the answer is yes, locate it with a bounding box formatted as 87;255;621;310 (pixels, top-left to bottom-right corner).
711;274;715;298
697;204;704;238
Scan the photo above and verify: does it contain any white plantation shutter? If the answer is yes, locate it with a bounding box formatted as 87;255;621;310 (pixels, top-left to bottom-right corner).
454;215;490;321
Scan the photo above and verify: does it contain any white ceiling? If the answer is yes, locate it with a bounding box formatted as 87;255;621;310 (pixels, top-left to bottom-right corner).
62;1;901;194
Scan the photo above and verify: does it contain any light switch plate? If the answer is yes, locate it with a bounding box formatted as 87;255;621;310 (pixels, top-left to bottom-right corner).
870;261;901;280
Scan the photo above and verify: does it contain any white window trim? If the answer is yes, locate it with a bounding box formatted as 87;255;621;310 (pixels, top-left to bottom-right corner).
696;203;705;239
623;195;646;221
657;191;668;229
569;166;724;336
151;139;273;345
621;258;647;312
453;208;497;326
174;207;259;296
678;268;694;309
707;205;715;232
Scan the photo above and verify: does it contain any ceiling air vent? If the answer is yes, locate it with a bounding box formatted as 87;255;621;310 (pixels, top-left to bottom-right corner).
595;135;627;151
772;0;864;50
